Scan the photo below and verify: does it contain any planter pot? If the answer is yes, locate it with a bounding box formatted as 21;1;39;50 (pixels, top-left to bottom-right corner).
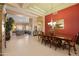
5;32;11;41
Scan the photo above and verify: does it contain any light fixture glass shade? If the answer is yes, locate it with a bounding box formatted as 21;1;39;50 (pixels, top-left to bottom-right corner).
48;21;56;29
48;22;53;26
53;22;56;26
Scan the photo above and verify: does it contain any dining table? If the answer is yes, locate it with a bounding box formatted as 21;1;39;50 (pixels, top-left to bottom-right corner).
41;34;73;55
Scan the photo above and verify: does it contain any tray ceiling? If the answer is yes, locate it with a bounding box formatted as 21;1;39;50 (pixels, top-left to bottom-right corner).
6;3;76;17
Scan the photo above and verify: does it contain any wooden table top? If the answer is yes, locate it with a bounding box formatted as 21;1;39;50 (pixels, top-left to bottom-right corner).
42;34;72;41
53;35;72;41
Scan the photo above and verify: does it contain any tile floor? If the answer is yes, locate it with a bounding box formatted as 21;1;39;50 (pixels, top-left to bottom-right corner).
2;34;79;56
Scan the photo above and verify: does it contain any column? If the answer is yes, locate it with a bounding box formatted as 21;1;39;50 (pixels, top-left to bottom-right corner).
0;3;4;56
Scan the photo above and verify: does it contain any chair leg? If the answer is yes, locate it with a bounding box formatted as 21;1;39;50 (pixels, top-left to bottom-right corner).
55;45;58;50
68;45;71;56
41;39;43;43
45;40;47;45
50;44;51;48
73;46;77;54
50;41;52;48
54;40;58;50
55;42;58;50
41;38;44;44
62;44;65;50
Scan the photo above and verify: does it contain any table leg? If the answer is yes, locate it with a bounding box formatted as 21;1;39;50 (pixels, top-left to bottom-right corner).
68;42;71;55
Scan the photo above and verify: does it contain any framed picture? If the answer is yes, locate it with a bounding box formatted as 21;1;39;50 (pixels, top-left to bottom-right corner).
55;19;64;29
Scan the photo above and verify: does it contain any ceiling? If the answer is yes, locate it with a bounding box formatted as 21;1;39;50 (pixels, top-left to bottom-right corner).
6;3;76;17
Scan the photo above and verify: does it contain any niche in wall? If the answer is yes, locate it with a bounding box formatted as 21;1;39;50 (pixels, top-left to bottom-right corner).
37;16;43;31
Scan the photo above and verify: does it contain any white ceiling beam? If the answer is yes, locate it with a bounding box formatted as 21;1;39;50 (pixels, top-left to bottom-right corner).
25;9;43;16
6;3;20;8
6;3;77;17
5;5;38;17
7;3;41;17
29;7;45;15
33;6;47;13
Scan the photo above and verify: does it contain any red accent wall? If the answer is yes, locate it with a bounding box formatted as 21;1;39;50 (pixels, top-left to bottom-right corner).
45;4;79;37
45;14;53;34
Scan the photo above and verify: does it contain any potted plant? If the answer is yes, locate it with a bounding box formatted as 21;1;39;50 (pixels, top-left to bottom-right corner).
5;17;14;41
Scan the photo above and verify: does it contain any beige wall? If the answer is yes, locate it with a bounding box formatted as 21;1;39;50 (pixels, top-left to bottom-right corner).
37;16;45;32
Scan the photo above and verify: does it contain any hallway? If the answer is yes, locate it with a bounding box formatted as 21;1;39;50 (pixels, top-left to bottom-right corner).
2;34;79;56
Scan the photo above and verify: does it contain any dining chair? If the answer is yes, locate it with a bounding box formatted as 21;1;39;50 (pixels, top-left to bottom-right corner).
41;32;53;46
76;32;79;45
62;34;78;55
40;31;46;42
38;31;42;41
45;31;54;48
53;36;62;50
